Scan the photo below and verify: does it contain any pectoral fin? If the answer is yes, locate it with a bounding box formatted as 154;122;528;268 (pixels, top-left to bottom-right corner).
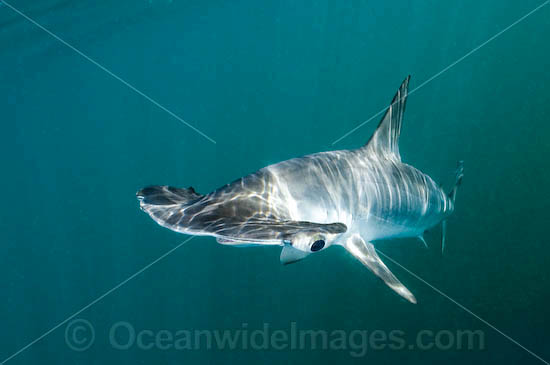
280;243;310;265
344;234;416;304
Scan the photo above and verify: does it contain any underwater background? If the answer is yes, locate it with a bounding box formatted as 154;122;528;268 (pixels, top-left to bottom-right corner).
1;0;549;363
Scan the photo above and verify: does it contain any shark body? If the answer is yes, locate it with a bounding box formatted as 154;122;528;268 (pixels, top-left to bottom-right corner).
137;76;463;303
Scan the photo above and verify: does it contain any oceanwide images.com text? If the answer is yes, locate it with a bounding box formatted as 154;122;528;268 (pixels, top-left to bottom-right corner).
65;319;485;357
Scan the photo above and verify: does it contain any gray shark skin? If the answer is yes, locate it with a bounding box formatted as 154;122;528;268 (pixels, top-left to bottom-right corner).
137;76;463;303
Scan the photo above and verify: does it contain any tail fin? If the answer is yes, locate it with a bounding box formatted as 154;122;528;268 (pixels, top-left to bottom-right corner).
441;161;464;254
136;186;204;231
448;160;464;204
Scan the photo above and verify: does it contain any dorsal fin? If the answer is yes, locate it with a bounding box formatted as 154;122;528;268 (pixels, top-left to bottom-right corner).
363;76;410;161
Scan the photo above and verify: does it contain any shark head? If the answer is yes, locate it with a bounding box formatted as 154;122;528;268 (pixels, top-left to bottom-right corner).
286;230;342;253
279;227;346;265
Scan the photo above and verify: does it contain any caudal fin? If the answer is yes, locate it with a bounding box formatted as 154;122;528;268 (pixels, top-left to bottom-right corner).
448;160;464;204
441;161;464;254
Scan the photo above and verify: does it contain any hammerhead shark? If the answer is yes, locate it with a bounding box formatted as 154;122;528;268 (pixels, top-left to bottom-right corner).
137;76;463;303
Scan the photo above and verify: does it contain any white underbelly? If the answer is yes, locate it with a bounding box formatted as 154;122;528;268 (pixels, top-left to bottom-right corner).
355;215;433;242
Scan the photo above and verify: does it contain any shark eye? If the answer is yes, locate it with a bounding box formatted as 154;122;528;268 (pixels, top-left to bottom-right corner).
311;239;325;252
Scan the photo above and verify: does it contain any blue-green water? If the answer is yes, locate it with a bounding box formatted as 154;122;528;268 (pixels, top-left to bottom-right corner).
1;0;549;363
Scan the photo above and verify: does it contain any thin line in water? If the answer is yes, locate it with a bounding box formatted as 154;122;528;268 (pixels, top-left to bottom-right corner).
377;249;549;365
0;236;195;364
1;0;217;144
332;0;549;145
